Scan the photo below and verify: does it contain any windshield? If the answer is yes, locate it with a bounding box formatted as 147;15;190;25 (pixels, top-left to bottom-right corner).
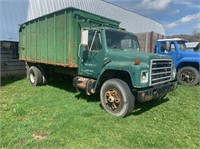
177;41;187;50
106;30;140;51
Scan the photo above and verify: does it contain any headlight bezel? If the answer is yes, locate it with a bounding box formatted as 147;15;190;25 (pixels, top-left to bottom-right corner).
140;70;148;83
172;68;176;79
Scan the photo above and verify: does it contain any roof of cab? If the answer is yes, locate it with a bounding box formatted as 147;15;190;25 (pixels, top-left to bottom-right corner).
157;38;187;42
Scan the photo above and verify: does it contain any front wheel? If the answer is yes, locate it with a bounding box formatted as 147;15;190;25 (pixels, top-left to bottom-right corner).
100;79;135;117
177;67;199;85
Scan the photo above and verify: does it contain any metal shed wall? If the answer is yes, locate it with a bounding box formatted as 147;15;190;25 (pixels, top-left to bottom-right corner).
0;0;165;42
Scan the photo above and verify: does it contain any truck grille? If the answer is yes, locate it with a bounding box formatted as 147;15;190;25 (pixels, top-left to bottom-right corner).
150;59;172;86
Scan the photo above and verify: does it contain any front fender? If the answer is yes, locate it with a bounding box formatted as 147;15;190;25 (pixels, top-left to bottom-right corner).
94;62;149;90
177;57;200;68
94;62;134;89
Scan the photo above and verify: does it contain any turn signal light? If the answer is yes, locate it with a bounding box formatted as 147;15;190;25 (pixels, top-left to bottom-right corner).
135;58;141;65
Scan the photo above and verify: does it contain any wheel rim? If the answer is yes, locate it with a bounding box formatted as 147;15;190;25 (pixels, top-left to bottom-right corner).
105;88;122;111
180;71;195;83
30;72;35;84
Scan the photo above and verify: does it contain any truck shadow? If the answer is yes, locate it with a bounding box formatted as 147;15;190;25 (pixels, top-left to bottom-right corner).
132;98;169;115
1;76;26;87
75;92;100;102
47;77;99;102
48;77;170;115
47;77;76;92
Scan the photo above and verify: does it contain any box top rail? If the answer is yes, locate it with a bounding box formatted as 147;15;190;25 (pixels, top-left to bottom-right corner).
20;7;120;28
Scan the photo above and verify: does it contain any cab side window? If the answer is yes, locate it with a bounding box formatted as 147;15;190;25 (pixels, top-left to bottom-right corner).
160;42;167;52
88;30;102;51
160;41;175;53
170;42;175;52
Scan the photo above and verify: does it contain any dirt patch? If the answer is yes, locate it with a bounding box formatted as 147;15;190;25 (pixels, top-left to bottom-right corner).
32;132;49;141
18;139;26;145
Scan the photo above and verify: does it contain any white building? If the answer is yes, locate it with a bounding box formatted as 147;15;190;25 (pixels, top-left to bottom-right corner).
0;0;165;42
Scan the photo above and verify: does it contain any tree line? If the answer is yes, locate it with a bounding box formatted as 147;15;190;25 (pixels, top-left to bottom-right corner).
167;33;200;42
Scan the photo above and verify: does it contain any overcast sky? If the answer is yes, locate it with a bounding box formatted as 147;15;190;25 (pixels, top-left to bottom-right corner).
105;0;200;35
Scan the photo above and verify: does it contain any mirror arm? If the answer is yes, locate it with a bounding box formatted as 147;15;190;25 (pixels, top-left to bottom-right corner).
78;44;82;60
89;31;97;51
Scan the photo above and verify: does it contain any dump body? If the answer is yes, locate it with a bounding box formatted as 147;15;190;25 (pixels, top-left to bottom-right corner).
19;7;120;67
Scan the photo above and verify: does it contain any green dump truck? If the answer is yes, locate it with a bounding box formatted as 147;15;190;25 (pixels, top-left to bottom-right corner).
19;7;177;117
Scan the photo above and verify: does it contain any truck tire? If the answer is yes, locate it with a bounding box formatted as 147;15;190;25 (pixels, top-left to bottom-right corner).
42;76;48;84
40;67;48;84
100;79;135;117
177;67;199;85
29;66;43;86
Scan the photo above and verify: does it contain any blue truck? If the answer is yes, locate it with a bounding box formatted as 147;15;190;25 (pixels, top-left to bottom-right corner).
155;38;200;86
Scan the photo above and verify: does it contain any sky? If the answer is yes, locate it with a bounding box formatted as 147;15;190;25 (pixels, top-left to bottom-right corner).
105;0;200;36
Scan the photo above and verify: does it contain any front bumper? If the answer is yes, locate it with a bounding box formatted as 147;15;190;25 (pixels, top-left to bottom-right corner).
137;81;178;102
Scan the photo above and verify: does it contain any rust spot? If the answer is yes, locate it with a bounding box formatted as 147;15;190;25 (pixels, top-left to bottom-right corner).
138;91;153;102
145;95;153;101
76;77;88;90
78;82;86;89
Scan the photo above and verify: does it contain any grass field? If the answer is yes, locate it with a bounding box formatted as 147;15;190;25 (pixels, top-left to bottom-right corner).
1;77;200;148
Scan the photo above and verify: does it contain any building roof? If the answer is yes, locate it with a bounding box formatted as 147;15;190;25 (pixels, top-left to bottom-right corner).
0;0;165;42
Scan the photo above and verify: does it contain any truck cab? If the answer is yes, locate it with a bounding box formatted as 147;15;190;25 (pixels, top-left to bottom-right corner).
156;38;200;85
73;27;177;117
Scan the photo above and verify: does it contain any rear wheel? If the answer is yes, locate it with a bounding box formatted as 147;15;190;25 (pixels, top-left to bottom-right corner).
100;79;135;117
29;66;43;86
177;67;199;85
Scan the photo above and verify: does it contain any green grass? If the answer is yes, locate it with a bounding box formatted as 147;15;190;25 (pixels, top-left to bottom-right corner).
1;77;200;148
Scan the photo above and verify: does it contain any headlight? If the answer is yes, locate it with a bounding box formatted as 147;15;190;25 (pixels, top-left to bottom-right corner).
172;69;176;79
141;70;148;83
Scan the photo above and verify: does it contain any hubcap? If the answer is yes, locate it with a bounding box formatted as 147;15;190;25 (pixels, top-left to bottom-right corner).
30;72;35;83
105;88;122;111
181;71;195;83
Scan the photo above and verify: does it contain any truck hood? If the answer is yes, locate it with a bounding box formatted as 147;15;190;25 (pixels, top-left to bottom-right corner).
107;49;171;63
181;50;200;58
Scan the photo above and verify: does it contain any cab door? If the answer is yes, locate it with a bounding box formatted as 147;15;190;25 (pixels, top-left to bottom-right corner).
159;41;178;66
78;30;105;78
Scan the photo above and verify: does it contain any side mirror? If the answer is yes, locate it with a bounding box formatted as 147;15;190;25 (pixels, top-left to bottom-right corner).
81;30;88;46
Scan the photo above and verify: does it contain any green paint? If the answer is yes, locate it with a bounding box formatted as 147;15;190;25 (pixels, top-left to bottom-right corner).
19;7;119;67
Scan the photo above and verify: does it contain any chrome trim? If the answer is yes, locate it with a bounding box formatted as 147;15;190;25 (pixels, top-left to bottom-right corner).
151;67;172;70
151;71;171;75
150;59;172;86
